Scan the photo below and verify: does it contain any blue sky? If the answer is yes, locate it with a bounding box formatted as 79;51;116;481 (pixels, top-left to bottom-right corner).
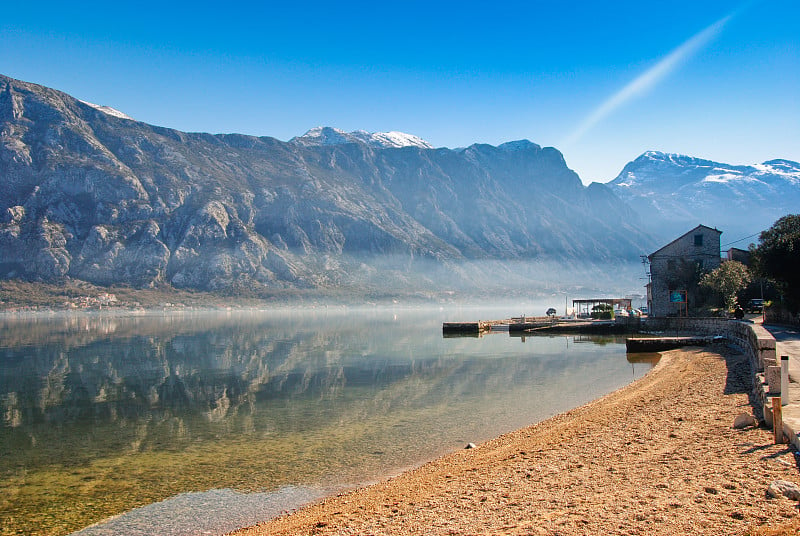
2;0;798;182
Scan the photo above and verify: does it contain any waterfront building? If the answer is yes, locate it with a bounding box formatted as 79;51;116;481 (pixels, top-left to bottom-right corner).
646;225;722;317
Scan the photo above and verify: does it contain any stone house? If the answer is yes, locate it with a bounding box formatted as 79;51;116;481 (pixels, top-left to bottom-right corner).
726;247;751;265
646;225;722;317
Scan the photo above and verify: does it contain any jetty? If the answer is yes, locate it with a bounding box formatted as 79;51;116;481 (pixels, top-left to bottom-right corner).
442;316;557;335
442;321;490;335
625;336;723;352
442;317;638;336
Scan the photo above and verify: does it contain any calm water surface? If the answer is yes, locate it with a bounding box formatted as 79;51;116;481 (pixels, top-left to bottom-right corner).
0;307;655;536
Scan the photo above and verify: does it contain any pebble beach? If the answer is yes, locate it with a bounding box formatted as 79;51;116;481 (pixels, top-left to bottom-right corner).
233;346;800;535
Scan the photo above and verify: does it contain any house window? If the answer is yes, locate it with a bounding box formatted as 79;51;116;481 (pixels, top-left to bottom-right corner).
694;234;703;246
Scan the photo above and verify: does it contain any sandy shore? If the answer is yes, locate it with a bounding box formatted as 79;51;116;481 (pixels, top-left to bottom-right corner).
233;346;800;535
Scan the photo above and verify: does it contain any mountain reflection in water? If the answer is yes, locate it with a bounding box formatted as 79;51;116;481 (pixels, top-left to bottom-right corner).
0;308;655;536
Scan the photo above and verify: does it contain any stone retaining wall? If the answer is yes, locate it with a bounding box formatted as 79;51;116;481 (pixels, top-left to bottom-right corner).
765;306;800;328
642;317;729;337
727;321;778;373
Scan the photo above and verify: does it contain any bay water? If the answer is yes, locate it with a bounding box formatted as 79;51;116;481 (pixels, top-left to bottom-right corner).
0;307;655;535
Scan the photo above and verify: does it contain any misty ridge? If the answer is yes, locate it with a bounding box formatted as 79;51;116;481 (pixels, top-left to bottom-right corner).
1;74;797;300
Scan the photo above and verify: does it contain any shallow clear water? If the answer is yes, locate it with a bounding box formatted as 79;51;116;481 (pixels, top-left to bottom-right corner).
0;307;655;536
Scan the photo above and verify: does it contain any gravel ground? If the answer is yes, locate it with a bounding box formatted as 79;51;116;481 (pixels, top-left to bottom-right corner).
233;346;800;536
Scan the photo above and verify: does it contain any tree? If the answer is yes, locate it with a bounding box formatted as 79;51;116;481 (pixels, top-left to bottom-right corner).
664;258;715;312
591;303;613;319
751;214;800;312
699;260;751;312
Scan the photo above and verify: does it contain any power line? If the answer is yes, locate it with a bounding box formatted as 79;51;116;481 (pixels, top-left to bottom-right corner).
721;232;761;248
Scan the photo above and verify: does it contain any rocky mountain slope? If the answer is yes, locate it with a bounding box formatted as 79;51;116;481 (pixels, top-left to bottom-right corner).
607;151;800;243
0;74;653;294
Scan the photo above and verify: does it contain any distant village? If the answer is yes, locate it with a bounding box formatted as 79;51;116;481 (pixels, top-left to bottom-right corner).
64;292;121;309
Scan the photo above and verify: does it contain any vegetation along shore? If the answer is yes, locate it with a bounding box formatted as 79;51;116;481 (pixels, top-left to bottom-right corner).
234;346;800;536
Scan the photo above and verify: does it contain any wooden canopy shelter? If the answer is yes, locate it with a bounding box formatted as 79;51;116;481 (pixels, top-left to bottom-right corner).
572;298;632;317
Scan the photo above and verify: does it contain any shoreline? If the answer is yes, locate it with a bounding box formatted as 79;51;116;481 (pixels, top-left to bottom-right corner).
233;345;800;535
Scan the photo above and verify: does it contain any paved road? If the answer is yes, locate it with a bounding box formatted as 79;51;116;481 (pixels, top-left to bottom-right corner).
762;324;800;442
764;323;800;386
764;324;800;357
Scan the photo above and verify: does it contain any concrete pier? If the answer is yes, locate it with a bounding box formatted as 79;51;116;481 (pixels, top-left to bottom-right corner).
442;322;489;335
626;336;720;352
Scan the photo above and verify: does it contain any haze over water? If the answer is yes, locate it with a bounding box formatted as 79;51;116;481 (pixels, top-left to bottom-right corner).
0;307;654;535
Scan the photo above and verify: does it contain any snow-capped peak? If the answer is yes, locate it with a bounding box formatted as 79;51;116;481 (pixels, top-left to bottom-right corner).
637;151;714;168
291;127;433;149
610;150;800;193
79;100;133;120
291;126;350;146
352;130;433;149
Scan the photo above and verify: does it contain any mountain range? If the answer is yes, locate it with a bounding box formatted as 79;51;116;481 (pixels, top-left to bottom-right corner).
0;74;653;296
607;151;800;244
0;73;797;297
